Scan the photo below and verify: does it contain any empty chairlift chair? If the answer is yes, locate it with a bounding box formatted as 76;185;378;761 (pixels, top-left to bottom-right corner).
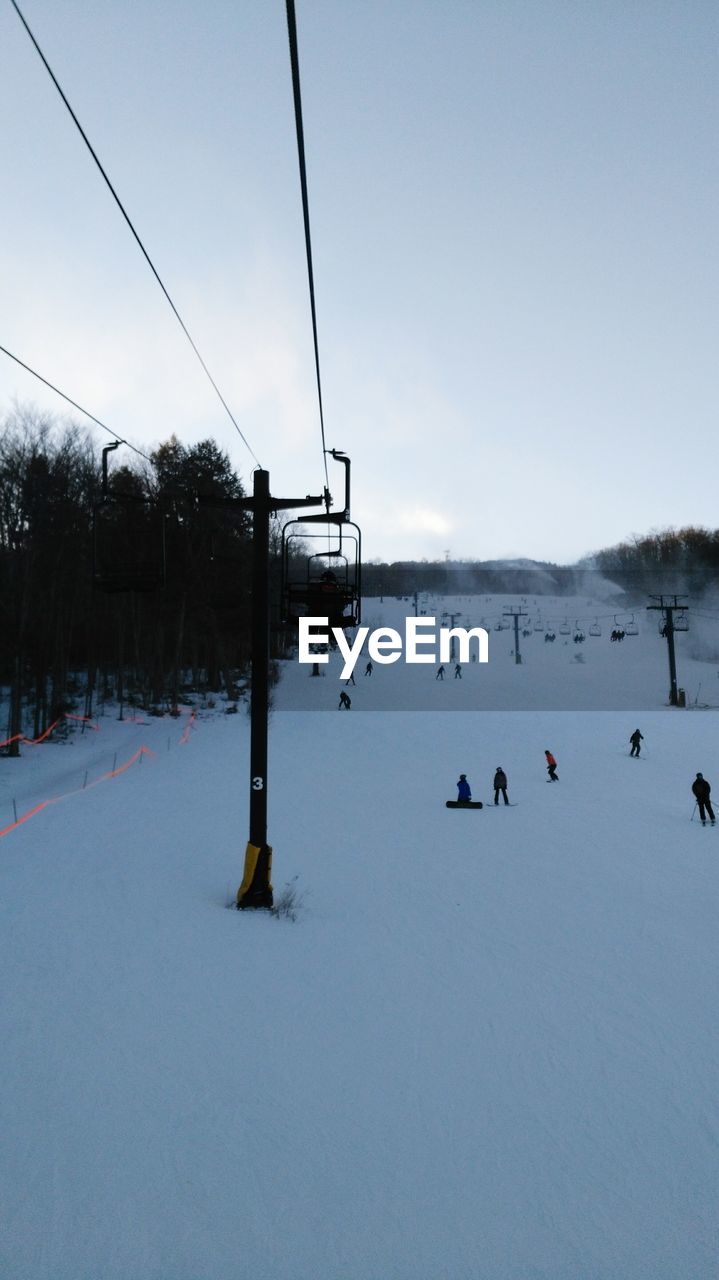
280;451;361;635
92;443;166;594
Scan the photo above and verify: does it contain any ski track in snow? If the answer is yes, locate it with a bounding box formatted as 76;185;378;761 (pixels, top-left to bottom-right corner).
1;597;718;1279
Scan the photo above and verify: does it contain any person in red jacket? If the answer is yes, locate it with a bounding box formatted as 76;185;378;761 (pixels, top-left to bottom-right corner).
545;749;558;781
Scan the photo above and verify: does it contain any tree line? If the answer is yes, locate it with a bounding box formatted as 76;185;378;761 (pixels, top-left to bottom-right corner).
4;406;717;752
594;528;719;595
0;407;292;754
362;531;719;600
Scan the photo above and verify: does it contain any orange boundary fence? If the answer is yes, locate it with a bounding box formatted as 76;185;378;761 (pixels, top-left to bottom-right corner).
0;710;198;840
0;713;98;750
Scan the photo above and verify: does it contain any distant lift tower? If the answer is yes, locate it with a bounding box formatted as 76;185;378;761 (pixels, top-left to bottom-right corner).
647;595;688;706
441;611;463;661
503;608;528;665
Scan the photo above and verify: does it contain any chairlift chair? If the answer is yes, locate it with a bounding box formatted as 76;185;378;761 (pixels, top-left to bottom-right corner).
559;618;571;635
589;618;602;637
280;451;361;632
92;444;166;593
673;612;689;632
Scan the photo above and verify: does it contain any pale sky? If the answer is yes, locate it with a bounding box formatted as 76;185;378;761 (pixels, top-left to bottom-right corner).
1;1;717;563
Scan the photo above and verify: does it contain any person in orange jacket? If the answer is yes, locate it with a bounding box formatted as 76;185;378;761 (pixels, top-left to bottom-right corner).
545;749;558;781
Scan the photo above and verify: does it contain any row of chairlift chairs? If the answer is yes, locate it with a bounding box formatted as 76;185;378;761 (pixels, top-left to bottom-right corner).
485;614;644;643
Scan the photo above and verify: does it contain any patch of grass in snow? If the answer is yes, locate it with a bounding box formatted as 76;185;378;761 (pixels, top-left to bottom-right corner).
270;876;306;922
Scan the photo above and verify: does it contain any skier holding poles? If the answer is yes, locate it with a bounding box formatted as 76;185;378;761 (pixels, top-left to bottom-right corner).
692;773;715;825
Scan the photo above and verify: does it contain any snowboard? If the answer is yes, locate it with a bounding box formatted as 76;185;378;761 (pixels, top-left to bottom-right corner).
446;800;483;809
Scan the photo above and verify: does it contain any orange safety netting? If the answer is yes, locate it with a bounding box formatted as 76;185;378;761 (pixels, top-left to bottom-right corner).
0;731;185;840
0;713;99;750
179;710;196;745
1;710;198;840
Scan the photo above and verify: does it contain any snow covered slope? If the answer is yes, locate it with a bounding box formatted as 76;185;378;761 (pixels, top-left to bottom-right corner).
1;685;718;1277
278;592;718;711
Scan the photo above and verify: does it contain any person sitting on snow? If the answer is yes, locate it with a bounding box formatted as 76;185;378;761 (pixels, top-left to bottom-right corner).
456;774;472;803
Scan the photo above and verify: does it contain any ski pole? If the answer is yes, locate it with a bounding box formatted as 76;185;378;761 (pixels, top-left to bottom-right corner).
690;802;697;822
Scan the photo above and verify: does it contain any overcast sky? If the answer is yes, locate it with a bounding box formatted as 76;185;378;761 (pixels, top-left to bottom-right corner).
1;1;717;563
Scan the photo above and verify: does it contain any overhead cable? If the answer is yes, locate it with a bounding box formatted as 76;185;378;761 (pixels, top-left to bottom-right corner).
9;0;262;470
0;342;153;463
285;0;330;491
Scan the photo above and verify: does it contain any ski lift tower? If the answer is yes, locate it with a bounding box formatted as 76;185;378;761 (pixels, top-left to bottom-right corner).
503;607;529;664
441;610;463;661
647;595;688;706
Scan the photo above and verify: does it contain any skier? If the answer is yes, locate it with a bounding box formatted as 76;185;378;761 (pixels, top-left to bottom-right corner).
692;773;715;825
493;767;509;806
456;774;472;804
364;661;373;676
454;663;462;679
436;665;445;680
629;729;643;757
545;749;558;781
338;691;352;710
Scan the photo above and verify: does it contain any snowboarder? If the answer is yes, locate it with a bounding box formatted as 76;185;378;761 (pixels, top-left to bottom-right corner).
338;691;351;710
545;749;558;781
436;665;445;680
456;774;472;803
692;773;715;825
493;767;509;805
629;729;643;757
454;663;462;679
364;661;373;676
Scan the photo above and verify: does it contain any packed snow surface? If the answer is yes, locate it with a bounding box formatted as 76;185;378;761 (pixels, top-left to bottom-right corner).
284;592;719;710
2;604;718;1278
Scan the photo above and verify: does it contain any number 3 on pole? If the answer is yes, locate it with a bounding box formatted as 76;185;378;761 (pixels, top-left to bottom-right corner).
252;776;264;791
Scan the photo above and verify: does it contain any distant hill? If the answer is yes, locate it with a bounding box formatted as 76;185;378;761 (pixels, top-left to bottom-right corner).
363;527;719;599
